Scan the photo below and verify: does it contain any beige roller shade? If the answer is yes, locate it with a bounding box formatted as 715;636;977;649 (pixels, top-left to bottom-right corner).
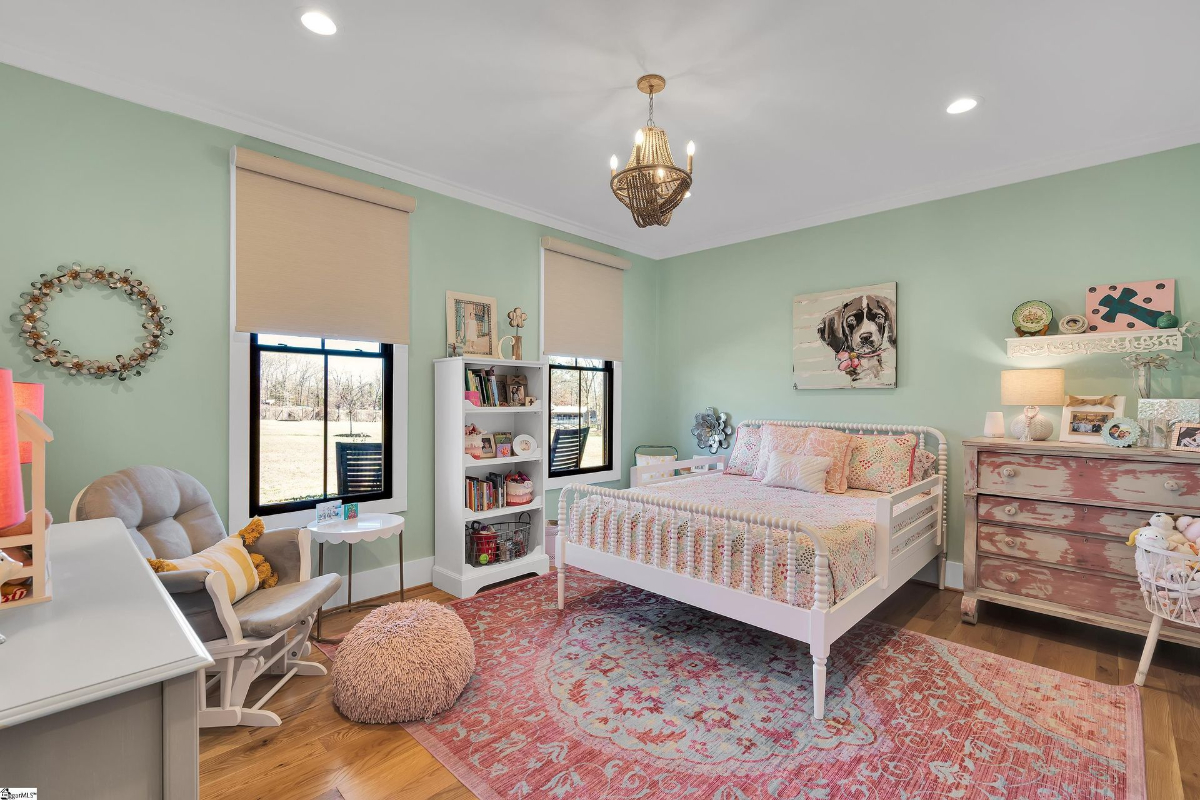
541;237;629;361
233;147;416;344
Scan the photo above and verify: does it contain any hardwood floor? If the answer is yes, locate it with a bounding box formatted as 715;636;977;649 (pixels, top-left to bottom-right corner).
200;580;1200;800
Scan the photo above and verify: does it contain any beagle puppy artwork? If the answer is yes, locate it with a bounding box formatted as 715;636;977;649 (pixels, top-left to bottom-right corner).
792;282;897;389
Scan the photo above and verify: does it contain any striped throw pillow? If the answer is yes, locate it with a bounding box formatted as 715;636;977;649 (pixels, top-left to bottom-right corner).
151;535;261;604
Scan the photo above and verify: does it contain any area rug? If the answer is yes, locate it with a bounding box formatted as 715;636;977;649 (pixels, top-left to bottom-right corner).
404;570;1145;800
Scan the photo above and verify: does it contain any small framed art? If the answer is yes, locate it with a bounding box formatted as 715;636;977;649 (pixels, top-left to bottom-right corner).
1170;422;1200;452
1101;417;1140;447
447;291;498;358
479;433;496;459
1058;395;1125;443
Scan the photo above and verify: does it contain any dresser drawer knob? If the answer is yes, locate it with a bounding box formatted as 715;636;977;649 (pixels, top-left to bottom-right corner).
1004;536;1016;548
1000;466;1018;479
1165;479;1183;493
1003;571;1017;583
1003;505;1017;516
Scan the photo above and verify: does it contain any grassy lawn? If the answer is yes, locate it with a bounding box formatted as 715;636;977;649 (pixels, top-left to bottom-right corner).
259;419;382;505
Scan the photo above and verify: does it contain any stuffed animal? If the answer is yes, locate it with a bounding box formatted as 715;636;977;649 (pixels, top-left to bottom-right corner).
1177;516;1200;544
1127;513;1178;551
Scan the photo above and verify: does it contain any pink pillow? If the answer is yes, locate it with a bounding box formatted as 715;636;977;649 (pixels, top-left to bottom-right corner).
725;425;762;476
799;428;855;493
751;424;813;481
913;449;938;483
846;434;919;493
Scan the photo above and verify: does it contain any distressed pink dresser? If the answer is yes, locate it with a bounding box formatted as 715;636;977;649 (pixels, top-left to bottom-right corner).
962;437;1200;646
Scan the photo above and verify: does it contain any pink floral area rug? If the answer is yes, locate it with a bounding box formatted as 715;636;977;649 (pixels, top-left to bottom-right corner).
403;570;1145;800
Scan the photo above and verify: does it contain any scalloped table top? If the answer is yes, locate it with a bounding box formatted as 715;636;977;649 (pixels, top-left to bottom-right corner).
306;513;404;544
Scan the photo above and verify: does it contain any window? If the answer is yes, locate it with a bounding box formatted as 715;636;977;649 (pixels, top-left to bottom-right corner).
250;334;393;515
547;357;613;478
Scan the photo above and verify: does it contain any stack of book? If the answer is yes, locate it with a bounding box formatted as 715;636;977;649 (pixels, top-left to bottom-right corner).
465;472;507;512
465;367;502;407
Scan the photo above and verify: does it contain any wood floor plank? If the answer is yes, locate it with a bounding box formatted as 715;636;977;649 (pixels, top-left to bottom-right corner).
201;581;1196;800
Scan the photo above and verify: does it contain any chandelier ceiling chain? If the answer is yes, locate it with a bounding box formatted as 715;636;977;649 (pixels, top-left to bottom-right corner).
609;74;694;228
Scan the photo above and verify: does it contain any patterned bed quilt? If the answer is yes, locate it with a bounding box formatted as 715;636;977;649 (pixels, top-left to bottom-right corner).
565;472;927;607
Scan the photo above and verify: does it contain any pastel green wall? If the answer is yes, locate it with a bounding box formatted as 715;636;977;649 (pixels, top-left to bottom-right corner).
657;144;1200;561
0;64;658;574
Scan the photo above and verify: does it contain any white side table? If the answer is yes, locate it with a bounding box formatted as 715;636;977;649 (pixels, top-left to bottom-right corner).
307;513;405;643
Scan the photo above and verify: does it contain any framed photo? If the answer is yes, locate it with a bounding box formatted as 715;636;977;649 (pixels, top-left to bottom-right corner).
1058;395;1125;443
479;434;496;459
1101;417;1140;448
507;374;528;406
447;291;498;358
793;282;896;389
1137;398;1200;448
1170;422;1200;452
494;432;514;458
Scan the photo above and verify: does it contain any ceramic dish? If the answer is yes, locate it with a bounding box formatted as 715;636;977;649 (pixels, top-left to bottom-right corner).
1012;300;1054;333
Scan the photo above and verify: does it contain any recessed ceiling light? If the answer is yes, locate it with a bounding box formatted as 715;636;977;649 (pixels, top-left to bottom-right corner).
301;11;337;35
946;97;980;115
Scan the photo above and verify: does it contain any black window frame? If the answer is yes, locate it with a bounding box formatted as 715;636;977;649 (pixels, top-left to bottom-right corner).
547;357;615;479
250;334;393;516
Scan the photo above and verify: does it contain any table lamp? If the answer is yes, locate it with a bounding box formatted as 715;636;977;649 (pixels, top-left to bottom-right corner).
1001;369;1065;441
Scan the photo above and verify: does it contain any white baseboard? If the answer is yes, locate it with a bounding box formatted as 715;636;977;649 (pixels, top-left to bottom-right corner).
913;558;964;591
319;557;434;609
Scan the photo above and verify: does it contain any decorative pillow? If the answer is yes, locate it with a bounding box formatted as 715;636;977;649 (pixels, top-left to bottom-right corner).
763;453;831;493
148;534;260;603
636;453;677;482
799;428;855;493
847;433;919;493
751;424;813;481
725;425;762;476
913;449;938;483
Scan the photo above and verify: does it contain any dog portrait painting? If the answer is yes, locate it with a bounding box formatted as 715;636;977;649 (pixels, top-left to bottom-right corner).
793;282;897;389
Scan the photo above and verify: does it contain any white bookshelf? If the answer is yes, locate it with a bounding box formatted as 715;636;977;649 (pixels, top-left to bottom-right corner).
433;356;550;597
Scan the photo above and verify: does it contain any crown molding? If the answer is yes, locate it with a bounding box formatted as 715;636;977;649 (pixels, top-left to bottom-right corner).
654;125;1200;260
5;41;1200;264
0;41;655;260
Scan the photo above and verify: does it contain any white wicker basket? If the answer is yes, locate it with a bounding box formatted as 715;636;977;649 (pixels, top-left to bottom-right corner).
1135;543;1200;626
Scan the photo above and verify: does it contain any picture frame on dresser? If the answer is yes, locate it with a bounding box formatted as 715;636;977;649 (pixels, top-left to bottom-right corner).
961;437;1200;649
1058;395;1124;443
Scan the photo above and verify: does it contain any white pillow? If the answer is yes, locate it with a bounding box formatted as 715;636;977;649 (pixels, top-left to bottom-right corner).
762;452;831;493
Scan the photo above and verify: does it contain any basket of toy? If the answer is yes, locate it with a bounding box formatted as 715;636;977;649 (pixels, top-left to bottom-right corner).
1130;513;1200;625
466;513;531;567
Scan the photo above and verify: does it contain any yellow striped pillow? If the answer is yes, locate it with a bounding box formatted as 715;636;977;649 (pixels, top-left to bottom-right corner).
155;536;260;603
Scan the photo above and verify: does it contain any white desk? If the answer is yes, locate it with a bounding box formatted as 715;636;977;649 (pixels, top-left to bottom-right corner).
0;518;213;798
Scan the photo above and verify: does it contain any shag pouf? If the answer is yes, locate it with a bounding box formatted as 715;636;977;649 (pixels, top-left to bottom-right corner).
331;599;475;724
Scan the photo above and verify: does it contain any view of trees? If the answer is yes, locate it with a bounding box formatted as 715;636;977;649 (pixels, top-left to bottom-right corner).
259;352;383;434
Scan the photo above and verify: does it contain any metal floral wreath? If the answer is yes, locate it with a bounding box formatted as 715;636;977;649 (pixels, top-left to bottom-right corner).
13;263;174;381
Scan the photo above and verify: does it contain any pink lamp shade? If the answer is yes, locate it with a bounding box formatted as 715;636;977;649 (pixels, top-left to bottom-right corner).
0;369;26;529
13;381;44;465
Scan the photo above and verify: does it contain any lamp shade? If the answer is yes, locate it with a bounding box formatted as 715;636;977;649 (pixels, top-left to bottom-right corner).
13;381;44;465
1000;369;1066;407
0;369;25;529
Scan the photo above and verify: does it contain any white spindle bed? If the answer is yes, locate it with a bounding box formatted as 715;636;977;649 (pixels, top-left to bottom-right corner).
556;420;947;719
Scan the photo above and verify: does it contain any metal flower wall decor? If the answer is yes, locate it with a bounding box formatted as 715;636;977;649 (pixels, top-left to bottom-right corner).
691;407;732;453
13;263;174;381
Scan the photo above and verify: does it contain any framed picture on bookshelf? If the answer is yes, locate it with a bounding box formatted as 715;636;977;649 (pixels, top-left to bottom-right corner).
508;374;528;406
494;432;514;458
447;291;498;358
479;433;496;459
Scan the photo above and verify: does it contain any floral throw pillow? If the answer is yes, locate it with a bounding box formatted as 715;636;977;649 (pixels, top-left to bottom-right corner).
725;425;762;476
799;427;855;493
847;434;919;493
751;424;813;481
912;448;938;483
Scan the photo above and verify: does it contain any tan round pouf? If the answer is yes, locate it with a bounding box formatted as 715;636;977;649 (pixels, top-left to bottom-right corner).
331;599;475;724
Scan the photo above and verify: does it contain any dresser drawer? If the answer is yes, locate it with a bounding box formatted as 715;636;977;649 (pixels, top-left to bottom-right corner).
978;523;1134;576
978;452;1200;509
977;496;1147;539
977;555;1150;622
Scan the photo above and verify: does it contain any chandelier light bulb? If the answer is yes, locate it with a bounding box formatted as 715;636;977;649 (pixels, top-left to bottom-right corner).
686;141;695;156
609;154;618;176
634;129;644;145
300;10;337;35
684;191;691;199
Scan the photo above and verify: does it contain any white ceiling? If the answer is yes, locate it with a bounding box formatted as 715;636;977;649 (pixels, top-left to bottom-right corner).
4;1;1200;259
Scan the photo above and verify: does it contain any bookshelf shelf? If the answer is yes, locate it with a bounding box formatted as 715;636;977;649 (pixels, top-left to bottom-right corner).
434;357;549;598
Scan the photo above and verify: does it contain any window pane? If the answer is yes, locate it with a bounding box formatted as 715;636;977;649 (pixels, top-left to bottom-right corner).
258;333;322;348
576;357;605;369
327;355;386;497
578;369;608;469
258;351;325;505
325;338;381;353
548;355;578;367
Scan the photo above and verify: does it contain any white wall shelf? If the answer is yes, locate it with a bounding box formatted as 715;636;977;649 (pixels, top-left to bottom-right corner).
1006;329;1183;358
434;357;550;598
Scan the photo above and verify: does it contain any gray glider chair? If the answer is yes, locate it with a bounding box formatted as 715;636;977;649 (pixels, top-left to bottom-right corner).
71;466;341;728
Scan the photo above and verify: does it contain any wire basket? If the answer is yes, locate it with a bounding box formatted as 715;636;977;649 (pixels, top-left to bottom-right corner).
466;512;531;568
1135;543;1200;627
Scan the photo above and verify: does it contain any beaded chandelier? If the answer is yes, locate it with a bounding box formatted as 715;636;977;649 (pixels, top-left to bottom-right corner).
609;74;694;228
